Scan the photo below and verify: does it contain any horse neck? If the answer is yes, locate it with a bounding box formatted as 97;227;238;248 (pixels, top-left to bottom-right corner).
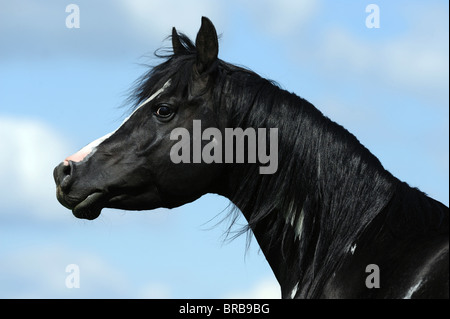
217;78;398;298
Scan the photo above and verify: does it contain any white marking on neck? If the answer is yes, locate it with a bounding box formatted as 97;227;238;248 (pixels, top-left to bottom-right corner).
403;279;423;299
350;243;357;255
64;80;171;165
290;282;299;299
295;208;305;240
284;200;305;241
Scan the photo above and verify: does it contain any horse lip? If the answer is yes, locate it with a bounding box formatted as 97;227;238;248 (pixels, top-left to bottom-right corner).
56;186;78;210
72;192;105;220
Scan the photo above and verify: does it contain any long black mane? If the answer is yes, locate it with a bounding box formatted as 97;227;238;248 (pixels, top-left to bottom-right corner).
128;32;449;298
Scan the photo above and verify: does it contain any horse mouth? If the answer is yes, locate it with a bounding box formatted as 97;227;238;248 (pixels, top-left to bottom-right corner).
72;192;105;220
56;188;105;220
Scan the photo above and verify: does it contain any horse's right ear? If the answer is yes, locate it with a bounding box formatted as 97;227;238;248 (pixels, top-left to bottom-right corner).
195;17;218;74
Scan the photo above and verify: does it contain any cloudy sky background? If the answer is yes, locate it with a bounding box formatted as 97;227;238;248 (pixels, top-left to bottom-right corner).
0;0;448;298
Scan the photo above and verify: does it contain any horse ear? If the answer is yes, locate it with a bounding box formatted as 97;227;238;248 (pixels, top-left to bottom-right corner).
172;27;185;55
195;17;218;74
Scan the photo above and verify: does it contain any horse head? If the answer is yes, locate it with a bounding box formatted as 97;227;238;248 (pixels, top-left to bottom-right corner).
54;17;227;220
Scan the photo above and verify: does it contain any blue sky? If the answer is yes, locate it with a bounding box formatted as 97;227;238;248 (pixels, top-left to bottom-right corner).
0;0;448;298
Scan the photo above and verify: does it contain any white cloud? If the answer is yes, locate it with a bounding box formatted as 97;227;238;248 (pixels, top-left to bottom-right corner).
119;0;225;41
317;27;448;97
242;0;319;37
0;116;72;221
380;37;449;94
1;0;225;60
312;5;449;102
139;282;172;299
224;277;281;299
0;245;130;298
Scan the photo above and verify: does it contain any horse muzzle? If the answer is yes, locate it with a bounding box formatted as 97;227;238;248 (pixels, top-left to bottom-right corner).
53;161;105;220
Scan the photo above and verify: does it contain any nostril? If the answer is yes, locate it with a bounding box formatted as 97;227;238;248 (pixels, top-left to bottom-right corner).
53;161;74;190
62;161;72;176
61;161;74;189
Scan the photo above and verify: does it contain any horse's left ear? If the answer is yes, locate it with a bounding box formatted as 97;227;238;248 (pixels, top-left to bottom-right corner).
195;17;218;74
172;27;186;55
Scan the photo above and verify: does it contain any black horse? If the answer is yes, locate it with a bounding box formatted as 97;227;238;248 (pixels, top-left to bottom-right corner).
54;17;449;299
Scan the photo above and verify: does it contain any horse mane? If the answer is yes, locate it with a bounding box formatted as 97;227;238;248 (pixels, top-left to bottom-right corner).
219;67;448;295
127;31;449;296
127;33;197;111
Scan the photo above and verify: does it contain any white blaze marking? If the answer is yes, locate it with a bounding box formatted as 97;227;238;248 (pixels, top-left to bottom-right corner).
64;80;171;165
64;132;113;165
121;79;171;126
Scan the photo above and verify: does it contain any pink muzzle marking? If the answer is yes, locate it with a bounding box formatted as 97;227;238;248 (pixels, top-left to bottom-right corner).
64;152;88;166
63;133;112;166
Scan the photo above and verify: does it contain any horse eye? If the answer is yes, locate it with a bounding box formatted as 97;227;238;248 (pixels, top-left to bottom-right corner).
154;105;173;118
